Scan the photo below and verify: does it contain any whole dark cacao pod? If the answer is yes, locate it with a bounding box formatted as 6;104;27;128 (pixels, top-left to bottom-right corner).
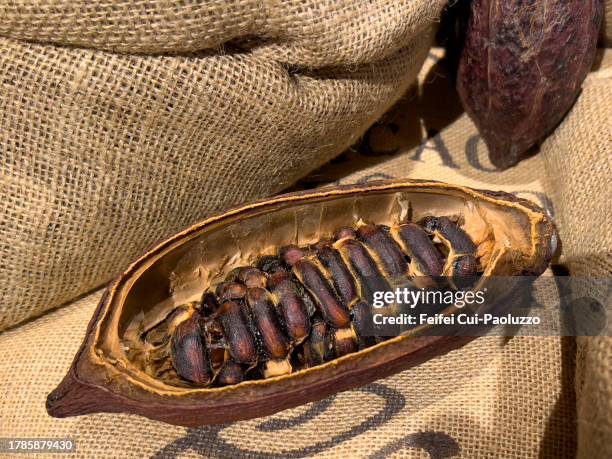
46;180;555;426
457;0;604;169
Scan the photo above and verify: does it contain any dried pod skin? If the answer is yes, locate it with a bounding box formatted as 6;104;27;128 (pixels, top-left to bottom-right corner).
292;259;351;329
267;271;311;342
218;301;258;365
256;256;283;274
334;227;356;240
236;267;267;289
246;287;288;359
207;342;226;371
333;328;358;357
170;310;211;385
217;362;244;386
336;238;392;304
448;255;478;290
201;317;225;370
216;282;247;303
315;246;359;308
357;224;408;278
200;292;220;315
302;320;332;366
457;0;604;169
420;216;476;255
280;245;309;267
392;223;444;280
47;179;555;426
310;239;332;251
351;300;376;348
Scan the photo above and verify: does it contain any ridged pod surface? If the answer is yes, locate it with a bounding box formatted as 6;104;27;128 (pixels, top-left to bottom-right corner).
457;0;604;169
47;180;555;426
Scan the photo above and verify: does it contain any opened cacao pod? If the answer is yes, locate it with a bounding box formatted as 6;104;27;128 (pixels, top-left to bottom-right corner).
47;180;555;426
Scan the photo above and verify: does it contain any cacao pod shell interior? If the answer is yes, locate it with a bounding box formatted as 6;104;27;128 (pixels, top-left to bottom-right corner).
47;180;555;426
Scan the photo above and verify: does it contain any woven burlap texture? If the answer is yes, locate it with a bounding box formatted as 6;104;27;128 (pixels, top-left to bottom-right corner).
1;49;594;458
5;0;609;53
0;291;574;458
0;0;444;59
0;0;445;332
541;50;612;459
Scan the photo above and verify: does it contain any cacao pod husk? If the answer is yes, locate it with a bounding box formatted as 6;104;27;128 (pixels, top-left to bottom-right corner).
47;179;555;426
457;0;604;169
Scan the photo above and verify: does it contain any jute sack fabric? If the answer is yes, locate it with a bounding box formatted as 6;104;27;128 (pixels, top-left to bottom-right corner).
0;0;442;58
541;51;612;459
0;49;594;458
0;0;445;331
0;293;574;458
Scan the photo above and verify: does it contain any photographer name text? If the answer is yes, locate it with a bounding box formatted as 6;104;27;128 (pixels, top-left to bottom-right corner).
373;313;541;326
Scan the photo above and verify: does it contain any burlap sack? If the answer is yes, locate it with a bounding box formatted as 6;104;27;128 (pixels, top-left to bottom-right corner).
4;48;607;458
0;0;445;332
0;0;443;58
0;291;575;458
540;51;612;459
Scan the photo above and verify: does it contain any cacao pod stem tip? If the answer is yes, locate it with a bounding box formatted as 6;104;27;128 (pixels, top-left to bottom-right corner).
46;370;116;418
